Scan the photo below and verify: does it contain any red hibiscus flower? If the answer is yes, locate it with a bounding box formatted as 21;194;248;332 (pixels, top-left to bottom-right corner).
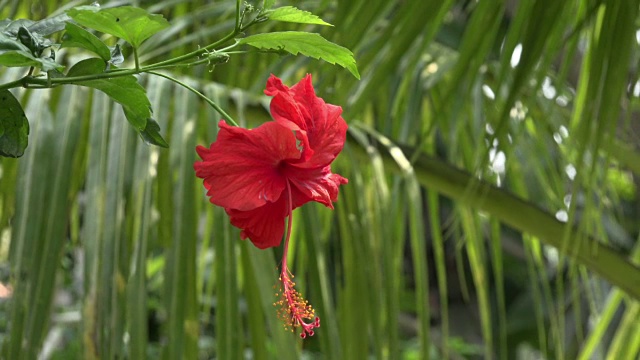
194;74;348;338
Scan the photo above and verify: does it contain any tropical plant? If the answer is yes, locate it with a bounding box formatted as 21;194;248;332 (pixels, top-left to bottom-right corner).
0;0;639;359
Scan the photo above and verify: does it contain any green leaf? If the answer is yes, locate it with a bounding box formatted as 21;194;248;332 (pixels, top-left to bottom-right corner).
139;118;168;147
109;44;124;65
2;14;71;37
239;32;359;79
67;6;170;48
61;21;111;61
1;19;35;35
66;57;105;77
0;90;29;157
17;26;50;57
67;58;150;130
0;32;30;52
26;13;72;36
0;50;63;71
266;6;333;26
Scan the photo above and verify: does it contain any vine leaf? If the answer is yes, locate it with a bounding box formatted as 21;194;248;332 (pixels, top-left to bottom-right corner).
239;32;359;79
66;58;168;146
67;6;170;48
0;90;29;158
0;32;30;52
265;6;333;26
0;49;63;71
17;26;51;57
1;13;69;38
1;21;61;71
109;44;124;65
140;118;169;148
67;58;150;130
61;21;111;61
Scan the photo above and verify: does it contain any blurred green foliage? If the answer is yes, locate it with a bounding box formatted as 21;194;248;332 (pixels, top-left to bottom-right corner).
1;0;640;359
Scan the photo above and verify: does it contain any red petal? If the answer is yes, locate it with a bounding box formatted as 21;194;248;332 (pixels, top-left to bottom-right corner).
194;120;301;211
226;195;288;249
226;179;335;249
284;164;349;209
265;75;314;162
265;74;348;169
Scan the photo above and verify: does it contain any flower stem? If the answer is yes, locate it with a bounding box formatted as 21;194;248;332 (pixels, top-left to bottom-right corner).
147;70;238;127
282;181;294;263
276;181;320;339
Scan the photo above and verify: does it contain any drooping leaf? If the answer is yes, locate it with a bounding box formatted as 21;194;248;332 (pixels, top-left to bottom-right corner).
265;6;333;26
0;90;29;158
0;32;30;52
26;13;71;36
239;32;359;79
17;26;51;57
2;13;71;37
139;118;168;147
67;58;150;130
0;50;63;71
109;44;124;65
61;21;111;61
1;19;35;35
67;6;170;48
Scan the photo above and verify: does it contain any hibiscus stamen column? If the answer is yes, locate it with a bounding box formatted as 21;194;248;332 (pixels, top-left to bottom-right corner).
274;181;320;339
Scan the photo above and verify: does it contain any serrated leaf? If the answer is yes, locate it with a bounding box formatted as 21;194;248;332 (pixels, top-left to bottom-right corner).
139;118;168;147
0;50;63;71
0;90;29;158
67;58;150;130
239;32;359;79
67;6;170;48
266;6;332;26
61;21;111;61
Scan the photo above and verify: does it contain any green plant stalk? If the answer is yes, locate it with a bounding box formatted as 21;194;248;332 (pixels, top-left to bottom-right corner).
235;0;242;32
0;2;262;93
145;2;260;71
0;49;236;91
147;71;237;126
347;131;640;300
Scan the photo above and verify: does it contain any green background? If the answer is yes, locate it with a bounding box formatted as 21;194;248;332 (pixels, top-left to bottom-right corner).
1;0;639;359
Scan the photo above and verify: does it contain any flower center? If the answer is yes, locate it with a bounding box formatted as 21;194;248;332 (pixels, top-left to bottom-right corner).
273;180;320;339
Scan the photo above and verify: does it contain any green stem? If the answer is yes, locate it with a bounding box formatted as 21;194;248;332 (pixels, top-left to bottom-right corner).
0;48;234;90
148;31;236;70
143;59;210;71
236;0;242;32
148;0;250;72
133;47;140;71
147;70;238;126
0;76;29;91
0;1;257;91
